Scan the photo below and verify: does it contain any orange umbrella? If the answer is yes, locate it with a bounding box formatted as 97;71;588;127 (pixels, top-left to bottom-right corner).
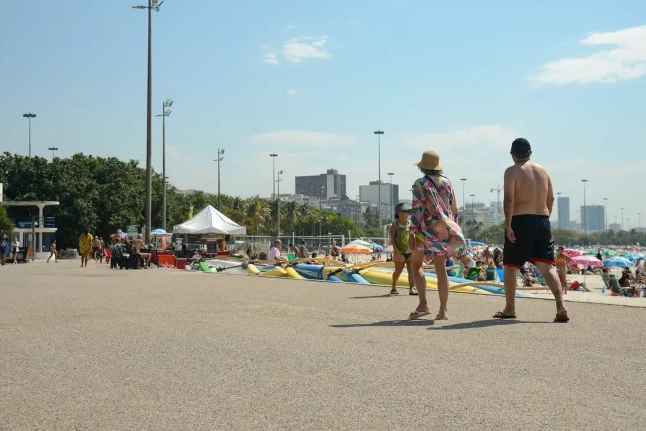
340;243;372;254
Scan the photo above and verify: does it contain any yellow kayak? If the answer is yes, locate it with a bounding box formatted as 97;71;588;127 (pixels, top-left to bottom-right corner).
360;268;491;295
285;267;305;279
246;264;261;275
257;266;288;277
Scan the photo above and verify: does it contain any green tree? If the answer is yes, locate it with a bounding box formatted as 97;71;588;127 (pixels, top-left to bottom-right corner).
0;205;14;233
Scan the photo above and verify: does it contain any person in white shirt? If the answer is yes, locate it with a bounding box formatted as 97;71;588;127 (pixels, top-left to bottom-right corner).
267;240;285;263
12;237;20;265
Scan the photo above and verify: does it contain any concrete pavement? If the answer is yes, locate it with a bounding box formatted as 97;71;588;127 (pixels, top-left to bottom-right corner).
1;259;644;430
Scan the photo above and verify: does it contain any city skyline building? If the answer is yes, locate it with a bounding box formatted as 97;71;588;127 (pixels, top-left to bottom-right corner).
359;181;400;220
557;196;570;229
581;205;605;233
295;169;347;200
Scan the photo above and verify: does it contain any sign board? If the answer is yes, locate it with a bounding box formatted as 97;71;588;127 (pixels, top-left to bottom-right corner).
127;225;139;237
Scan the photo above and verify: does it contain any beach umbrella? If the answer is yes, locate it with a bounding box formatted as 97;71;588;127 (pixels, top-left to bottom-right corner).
562;248;581;258
570;255;603;267
340;244;372;254
602;250;616;257
603;256;633;267
151;228;169;236
348;239;373;247
379;245;394;253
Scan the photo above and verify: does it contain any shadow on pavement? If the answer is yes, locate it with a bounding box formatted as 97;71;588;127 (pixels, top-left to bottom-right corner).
347;294;398;299
331;319;435;328
428;319;550;330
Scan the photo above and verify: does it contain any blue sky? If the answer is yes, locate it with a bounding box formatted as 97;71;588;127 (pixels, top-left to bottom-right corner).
1;0;645;228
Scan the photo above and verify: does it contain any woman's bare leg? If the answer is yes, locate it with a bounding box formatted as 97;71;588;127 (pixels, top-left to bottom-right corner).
433;255;449;319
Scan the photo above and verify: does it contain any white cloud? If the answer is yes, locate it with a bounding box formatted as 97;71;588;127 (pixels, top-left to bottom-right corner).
250;129;354;148
285;89;298;96
531;24;646;84
261;36;332;65
263;52;278;65
403;125;517;151
282;36;331;63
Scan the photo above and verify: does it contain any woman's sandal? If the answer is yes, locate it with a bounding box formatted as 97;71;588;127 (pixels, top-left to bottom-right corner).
409;289;418;296
389;289;399;295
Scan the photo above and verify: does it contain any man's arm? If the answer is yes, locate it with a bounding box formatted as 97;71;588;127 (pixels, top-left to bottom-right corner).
503;167;515;228
503;167;516;242
546;176;554;215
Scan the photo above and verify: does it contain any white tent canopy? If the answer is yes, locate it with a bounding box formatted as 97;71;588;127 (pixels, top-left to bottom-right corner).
172;205;246;235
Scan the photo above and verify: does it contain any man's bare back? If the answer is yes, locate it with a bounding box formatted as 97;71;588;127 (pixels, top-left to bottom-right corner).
504;160;553;217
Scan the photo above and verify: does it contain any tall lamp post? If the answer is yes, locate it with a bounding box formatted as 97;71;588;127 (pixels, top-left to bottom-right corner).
387;172;394;219
555;192;562;228
490;185;501;224
460;178;467;220
581;179;588;240
133;0;163;243
638;212;642;229
22;113;36;158
276;170;283;236
155;98;172;231
621;207;624;231
374;130;384;228
214;148;225;211
269;153;278;199
47;146;58;162
603;197;608;231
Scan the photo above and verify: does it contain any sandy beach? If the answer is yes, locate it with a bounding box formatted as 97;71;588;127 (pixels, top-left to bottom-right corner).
1;259;645;430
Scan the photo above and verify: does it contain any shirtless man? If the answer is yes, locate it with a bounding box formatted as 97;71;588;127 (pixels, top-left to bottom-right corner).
494;138;569;322
134;234;151;268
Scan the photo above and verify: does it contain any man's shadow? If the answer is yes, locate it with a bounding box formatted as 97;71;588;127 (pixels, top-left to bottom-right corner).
347;294;402;299
331;319;435;328
428;319;549;330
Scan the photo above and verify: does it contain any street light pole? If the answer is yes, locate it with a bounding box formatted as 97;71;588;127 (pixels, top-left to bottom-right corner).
387;172;394;219
460;178;467;221
133;0;163;243
23;113;36;158
581;179;588;239
214;148;225;211
277;170;283;236
490;185;501;224
269;153;278;199
374;130;384;228
47;146;58;162
603;197;608;231
155;98;172;231
621;207;624;231
639;212;642;229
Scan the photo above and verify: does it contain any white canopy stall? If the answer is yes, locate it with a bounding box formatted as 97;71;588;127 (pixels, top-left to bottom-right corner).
173;205;246;235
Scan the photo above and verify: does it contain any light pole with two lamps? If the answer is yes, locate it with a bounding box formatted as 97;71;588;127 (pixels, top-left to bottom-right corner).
374;130;384;228
387;172;394;219
269;153;278;200
132;0;164;242
23;113;36;158
48;147;58;162
214;148;225;211
581;179;588;240
155;98;172;230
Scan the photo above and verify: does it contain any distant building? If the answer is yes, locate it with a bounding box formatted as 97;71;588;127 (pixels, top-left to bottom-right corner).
295;169;347;200
581;205;604;233
609;222;621;232
557;196;570;229
359;181;400;220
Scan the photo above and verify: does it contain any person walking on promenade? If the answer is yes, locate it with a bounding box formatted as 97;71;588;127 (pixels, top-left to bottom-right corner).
47;239;58;263
11;237;20;265
495;138;569;322
389;203;417;295
0;236;8;266
555;246;571;294
408;151;466;320
78;230;93;268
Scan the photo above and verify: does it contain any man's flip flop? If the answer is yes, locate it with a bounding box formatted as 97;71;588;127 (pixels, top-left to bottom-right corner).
390;290;399;295
492;311;517;319
409;290;418;296
409;310;431;319
553;315;570;323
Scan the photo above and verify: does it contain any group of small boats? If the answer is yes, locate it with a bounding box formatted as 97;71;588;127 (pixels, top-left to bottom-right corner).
192;257;523;297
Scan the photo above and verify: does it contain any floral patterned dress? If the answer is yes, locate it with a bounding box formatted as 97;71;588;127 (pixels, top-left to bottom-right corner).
410;175;466;257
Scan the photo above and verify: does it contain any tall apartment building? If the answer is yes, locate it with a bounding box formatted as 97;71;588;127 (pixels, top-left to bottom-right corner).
359;181;400;219
557;196;570;229
295;169;347;200
581;205;605;233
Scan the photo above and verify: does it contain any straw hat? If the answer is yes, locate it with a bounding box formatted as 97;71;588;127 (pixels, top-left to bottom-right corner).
414;150;443;170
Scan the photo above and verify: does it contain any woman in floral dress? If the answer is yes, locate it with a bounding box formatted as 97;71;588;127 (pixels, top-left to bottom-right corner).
409;151;466;320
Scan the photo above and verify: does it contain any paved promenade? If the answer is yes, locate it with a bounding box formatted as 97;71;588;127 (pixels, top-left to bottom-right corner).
1;260;644;430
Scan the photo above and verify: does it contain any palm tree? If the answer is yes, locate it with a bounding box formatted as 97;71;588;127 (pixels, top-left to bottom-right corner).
283;201;301;235
246;197;270;235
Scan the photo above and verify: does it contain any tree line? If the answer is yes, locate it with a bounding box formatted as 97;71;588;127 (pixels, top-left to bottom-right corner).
0;153;377;248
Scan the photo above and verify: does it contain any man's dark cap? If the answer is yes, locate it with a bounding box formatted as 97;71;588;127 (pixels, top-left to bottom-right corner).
511;138;531;154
